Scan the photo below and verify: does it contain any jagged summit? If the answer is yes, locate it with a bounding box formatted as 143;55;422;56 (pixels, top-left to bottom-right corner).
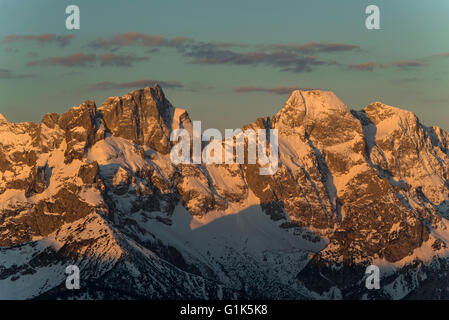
0;113;7;124
102;85;193;154
363;101;419;126
285;89;348;114
273;89;351;130
99;85;170;112
275;89;423;129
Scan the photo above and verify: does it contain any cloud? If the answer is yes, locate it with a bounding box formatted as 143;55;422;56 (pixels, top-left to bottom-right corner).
88;32;191;49
349;59;424;71
234;85;299;94
88;32;242;51
3;34;75;47
181;41;248;52
391;60;424;69
188;48;329;72
27;52;149;68
348;61;377;71
181;41;345;73
169;36;195;47
87;33;355;57
98;53;149;67
89;79;183;91
0;68;36;79
86;33;352;73
384;60;424;69
269;42;360;53
28;52;96;67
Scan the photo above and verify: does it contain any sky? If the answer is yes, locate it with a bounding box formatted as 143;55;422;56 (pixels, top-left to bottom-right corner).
0;0;448;131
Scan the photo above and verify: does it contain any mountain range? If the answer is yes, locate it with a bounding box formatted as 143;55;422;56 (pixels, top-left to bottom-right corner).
1;85;449;299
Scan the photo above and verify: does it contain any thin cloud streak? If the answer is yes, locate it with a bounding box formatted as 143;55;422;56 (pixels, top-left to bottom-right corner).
348;59;425;71
89;79;183;91
88;32;193;49
28;52;149;68
234;85;299;94
382;60;424;69
28;52;96;67
3;34;75;47
269;42;360;53
88;32;246;51
348;61;377;71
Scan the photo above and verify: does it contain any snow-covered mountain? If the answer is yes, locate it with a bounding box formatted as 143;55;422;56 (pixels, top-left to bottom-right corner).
1;85;449;299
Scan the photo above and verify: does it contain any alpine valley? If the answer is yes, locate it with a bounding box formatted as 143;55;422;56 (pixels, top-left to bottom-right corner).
1;85;449;300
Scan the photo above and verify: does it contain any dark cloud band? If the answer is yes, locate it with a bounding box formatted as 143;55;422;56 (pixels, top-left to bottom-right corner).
28;53;148;68
3;34;75;47
89;79;183;91
234;85;299;94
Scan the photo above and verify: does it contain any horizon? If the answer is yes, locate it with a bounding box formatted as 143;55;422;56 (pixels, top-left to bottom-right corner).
0;83;440;134
0;84;439;134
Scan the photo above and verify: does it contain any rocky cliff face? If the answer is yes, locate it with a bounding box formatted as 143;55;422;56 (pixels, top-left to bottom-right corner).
1;85;449;299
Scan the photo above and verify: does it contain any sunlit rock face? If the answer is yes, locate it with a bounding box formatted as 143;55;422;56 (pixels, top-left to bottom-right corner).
1;85;449;299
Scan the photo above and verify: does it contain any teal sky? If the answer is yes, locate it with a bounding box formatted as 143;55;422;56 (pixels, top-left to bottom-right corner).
0;0;448;131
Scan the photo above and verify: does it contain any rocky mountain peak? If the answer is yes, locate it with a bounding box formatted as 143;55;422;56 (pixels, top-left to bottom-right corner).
0;113;8;124
2;85;449;299
147;84;166;103
273;89;351;131
96;85;180;154
363;101;418;127
288;89;348;114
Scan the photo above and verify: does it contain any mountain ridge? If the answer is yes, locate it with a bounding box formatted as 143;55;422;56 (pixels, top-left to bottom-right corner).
1;84;449;299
